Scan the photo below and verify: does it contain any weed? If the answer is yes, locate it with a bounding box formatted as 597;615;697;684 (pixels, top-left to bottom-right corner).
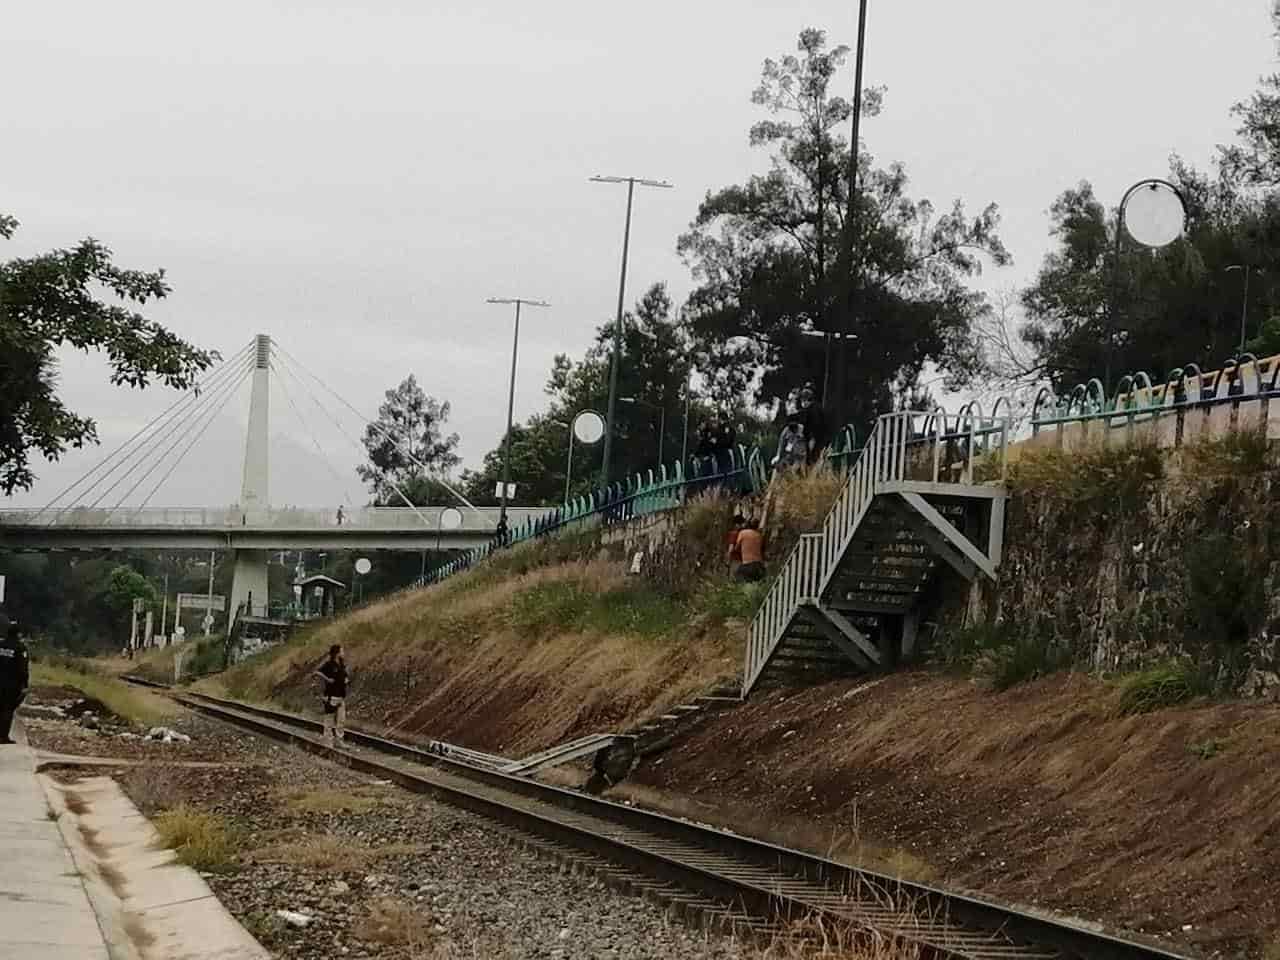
30;663;177;726
1183;532;1263;680
354;898;439;948
507;576;687;640
932;621;1012;668
1187;738;1223;760
276;787;379;815
1181;428;1271;476
1008;441;1165;511
698;578;769;622
257;834;426;870
1117;660;1211;715
972;636;1071;691
153;805;239;872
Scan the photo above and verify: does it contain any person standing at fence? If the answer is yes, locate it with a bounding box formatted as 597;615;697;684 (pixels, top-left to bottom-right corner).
314;644;348;746
734;519;766;582
791;386;827;465
0;623;30;745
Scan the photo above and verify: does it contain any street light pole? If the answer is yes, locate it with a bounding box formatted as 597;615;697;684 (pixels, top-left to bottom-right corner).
681;370;691;467
486;297;550;529
1226;265;1259;355
590;174;672;484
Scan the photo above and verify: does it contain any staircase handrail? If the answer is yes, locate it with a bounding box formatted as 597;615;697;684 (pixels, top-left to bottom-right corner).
743;411;1009;693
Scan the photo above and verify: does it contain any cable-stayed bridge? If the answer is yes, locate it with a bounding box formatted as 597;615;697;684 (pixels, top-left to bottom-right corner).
0;335;535;627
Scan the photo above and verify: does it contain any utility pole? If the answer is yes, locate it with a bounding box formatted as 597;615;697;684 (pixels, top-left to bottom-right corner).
486;298;550;530
1227;265;1261;355
204;550;215;638
836;0;870;421
160;573;169;639
590;175;672;484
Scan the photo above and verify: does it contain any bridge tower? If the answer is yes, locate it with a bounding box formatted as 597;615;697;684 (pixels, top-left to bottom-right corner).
228;335;271;630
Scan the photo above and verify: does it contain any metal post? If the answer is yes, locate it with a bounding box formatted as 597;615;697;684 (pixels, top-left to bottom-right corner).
501;299;521;527
658;406;666;466
602;179;635;486
564;430;575;505
681;369;691;466
160;573;168;638
1242;266;1251;355
836;0;870;420
590;175;672;484
486;298;549;528
205;550;215;638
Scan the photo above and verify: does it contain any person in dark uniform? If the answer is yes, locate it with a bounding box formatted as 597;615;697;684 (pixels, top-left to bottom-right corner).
0;623;31;745
313;644;348;746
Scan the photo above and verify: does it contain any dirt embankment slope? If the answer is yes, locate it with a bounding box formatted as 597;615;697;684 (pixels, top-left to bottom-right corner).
625;669;1280;958
214;555;748;756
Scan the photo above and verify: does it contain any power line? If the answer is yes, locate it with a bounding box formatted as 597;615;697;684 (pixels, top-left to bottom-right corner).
132;359;257;513
38;340;256;518
80;350;254;513
105;353;256;513
269;350;431;526
270;360;358;509
270;340;486;521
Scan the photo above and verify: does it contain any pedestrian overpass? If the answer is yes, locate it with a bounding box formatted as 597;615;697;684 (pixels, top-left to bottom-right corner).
0;335;537;629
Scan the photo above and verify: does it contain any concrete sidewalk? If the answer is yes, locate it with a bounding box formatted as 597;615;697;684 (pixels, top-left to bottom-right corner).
0;718;111;960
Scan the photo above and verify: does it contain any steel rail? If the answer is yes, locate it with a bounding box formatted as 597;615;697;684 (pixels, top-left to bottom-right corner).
150;687;1194;960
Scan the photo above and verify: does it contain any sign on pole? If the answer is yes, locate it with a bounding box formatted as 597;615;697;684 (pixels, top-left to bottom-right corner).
494;482;517;499
0;574;6;604
177;593;226;612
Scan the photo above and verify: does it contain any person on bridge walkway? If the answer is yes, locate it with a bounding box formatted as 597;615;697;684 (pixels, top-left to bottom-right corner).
314;644;348;746
0;622;31;745
734;519;765;582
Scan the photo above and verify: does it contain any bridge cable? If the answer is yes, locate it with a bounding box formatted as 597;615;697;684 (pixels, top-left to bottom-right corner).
268;359;359;509
38;340;256;519
130;358;258;514
269;340;488;524
85;351;255;514
267;350;432;526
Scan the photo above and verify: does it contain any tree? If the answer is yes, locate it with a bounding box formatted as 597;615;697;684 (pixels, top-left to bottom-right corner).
460;283;755;505
1020;166;1280;390
0;215;216;494
357;375;460;506
1220;5;1280;188
679;29;1008;430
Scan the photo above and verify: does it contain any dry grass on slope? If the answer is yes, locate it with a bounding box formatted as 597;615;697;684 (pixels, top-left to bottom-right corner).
213;549;748;756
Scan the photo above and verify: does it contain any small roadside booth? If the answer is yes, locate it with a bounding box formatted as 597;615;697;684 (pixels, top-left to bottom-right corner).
293;574;346;620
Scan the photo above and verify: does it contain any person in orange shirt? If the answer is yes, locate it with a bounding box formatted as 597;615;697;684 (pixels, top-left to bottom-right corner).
734;519;765;582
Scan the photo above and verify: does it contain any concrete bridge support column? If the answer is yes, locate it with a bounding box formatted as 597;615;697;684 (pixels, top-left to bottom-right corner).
229;335;271;631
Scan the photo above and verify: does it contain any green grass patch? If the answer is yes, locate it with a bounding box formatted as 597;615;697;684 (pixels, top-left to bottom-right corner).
30;662;177;726
697;579;768;621
153;805;239;872
1117;659;1211;715
1187;738;1223;760
935;621;1069;691
508;579;687;640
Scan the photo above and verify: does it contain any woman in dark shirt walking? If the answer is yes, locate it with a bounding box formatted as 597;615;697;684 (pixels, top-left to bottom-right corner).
314;644;348;746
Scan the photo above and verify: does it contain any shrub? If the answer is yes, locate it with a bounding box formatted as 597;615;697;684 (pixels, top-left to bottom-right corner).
1117;659;1211;715
1008;441;1165;512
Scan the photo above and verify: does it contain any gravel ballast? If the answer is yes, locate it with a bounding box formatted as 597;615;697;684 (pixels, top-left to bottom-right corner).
36;705;762;959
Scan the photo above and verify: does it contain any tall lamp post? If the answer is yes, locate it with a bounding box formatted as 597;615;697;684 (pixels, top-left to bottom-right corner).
486;297;550;529
1107;178;1187;392
1226;264;1262;355
559;411;605;503
620;396;666;465
590;174;672;485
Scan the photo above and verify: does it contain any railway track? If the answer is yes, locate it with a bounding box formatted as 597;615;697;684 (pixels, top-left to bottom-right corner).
130;681;1193;960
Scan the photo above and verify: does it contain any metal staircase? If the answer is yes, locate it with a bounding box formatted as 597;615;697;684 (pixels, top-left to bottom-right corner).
743;411;1009;696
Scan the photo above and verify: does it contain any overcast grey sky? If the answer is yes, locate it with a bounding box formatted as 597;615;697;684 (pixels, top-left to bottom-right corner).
4;0;1275;508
